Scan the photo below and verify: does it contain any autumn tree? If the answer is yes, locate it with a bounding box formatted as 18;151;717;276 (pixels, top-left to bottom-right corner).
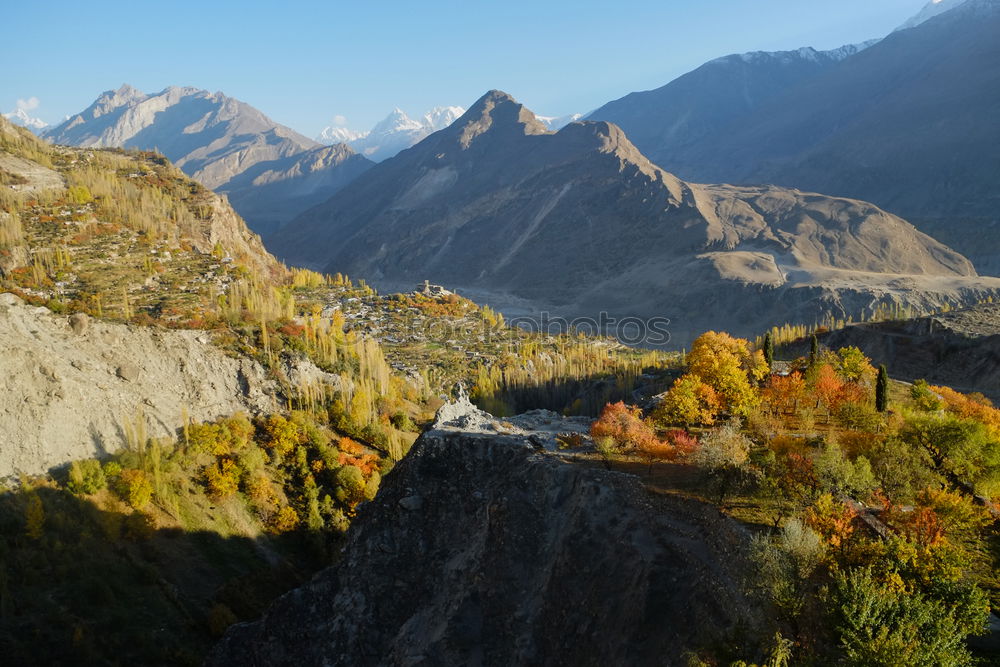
694;421;755;503
836;347;875;384
637;437;675;475
685;331;767;417
804;493;856;550
813;364;846;417
763;372;806;415
591;401;657;451
654;374;721;426
115;469;153;510
261;414;303;458
335;465;367;507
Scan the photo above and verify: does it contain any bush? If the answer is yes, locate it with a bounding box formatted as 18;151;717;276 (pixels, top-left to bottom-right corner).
115;469;153;510
832;566;987;666
67;459;107;495
836;402;882;431
335;465;366;506
390;412;415;432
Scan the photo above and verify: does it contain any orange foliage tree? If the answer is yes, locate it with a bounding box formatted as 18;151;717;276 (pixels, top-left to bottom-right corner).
804;493;856;549
763;372;807;415
591;401;657;451
813;364;846;416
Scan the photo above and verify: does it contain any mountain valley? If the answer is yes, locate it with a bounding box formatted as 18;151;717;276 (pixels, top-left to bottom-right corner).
272;89;1000;346
6;1;1000;664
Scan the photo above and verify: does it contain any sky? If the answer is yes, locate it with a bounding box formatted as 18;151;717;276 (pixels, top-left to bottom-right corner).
4;0;930;137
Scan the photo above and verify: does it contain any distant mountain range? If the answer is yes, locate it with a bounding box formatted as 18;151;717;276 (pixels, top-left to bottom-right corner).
43;85;372;236
270;90;1000;345
316;106;583;162
588;0;1000;272
316;106;466;163
2;108;48;131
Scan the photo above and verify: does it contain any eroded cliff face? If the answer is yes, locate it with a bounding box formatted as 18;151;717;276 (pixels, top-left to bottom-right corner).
208;399;761;666
0;293;277;477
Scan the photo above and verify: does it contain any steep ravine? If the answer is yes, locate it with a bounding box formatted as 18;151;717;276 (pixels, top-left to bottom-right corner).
208;398;762;666
0;293;277;477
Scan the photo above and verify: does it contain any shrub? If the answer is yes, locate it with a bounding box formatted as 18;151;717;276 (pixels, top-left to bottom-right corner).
67;459;107;495
272;505;299;533
204;458;240;499
115;469;153;510
836;401;882;431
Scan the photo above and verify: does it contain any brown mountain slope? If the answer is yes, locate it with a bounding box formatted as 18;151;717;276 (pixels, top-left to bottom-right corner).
270;90;1000;345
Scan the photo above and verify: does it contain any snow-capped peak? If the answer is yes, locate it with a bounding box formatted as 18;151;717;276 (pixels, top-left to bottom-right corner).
2;108;49;131
535;113;584;131
423;106;466;131
316;125;369;145
315;104;467;161
370;108;425;136
896;0;970;31
710;39;879;67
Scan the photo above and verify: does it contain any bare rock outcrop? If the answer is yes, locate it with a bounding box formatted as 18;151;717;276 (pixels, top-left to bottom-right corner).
0;293;277;477
207;399;761;666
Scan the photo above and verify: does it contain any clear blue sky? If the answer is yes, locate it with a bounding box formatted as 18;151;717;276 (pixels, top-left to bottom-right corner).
4;0;928;136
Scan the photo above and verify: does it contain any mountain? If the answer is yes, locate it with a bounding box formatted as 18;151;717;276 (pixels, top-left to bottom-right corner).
2;108;49;132
587;40;877;180
0;113;289;474
588;0;1000;273
44;85;372;236
318;105;467;162
214;143;372;236
537;112;584;130
896;0;969;30
270;90;1000;346
208;398;763;665
315;125;367;144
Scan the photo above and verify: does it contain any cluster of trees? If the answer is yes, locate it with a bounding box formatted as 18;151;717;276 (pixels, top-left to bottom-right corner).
472;339;675;417
596;330;1000;664
0;402;401;664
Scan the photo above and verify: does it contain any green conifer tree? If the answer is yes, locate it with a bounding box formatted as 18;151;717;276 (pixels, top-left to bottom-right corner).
876;364;889;413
